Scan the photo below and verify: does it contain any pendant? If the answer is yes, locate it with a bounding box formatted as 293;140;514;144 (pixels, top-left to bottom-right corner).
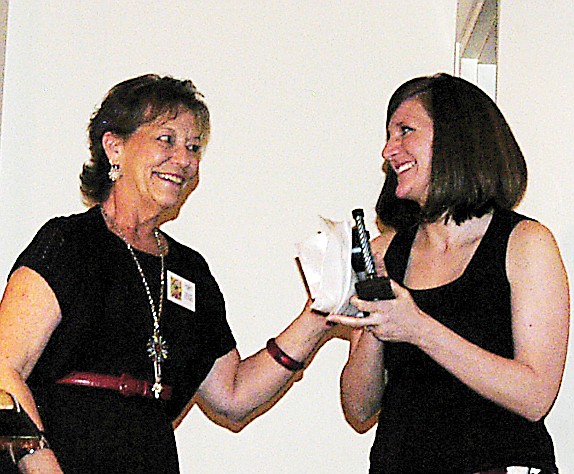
147;334;169;362
147;334;169;399
151;382;164;399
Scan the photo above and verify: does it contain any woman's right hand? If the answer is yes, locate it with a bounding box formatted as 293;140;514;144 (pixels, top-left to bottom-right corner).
18;448;63;474
328;281;430;346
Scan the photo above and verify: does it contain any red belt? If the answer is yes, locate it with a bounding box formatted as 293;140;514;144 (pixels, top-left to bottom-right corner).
55;372;172;401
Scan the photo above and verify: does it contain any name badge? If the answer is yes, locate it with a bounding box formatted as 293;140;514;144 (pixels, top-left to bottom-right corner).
167;270;196;312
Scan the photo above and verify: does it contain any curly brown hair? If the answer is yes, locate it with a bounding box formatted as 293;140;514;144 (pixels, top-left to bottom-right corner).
80;74;210;205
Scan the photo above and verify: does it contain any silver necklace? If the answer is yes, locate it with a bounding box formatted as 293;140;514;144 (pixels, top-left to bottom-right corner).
100;207;169;399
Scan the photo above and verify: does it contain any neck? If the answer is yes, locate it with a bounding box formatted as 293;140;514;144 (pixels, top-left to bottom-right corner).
419;212;493;251
99;200;166;255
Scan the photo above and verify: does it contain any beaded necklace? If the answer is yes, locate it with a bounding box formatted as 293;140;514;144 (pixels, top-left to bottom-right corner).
100;207;169;399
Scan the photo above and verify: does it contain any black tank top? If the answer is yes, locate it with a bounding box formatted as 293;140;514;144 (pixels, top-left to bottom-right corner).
369;209;556;473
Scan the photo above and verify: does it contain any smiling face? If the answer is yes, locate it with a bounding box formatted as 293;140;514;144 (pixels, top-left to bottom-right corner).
382;97;434;206
104;109;204;218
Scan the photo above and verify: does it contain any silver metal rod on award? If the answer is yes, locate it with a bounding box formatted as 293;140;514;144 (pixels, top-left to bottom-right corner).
352;209;394;301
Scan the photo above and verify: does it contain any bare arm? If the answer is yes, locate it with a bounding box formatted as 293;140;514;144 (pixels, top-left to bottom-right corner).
337;232;394;428
339;329;385;429
0;267;64;472
194;303;331;424
329;221;570;422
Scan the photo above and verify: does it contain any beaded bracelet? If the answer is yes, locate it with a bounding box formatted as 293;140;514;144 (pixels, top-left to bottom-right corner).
266;338;305;372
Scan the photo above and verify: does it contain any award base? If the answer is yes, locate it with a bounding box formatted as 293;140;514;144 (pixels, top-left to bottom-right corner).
355;276;395;301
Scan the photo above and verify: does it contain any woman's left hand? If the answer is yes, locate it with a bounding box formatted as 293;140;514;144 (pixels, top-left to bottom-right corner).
327;280;429;344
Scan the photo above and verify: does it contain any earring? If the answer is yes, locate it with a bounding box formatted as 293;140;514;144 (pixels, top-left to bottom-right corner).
108;163;122;182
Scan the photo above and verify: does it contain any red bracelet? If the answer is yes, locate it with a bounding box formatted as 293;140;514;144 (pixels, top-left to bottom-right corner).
266;338;305;371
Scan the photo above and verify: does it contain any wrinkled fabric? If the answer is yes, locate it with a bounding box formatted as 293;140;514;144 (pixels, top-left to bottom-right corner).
295;217;358;315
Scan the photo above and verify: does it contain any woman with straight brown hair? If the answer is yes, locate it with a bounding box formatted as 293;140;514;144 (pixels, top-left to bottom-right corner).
329;74;569;473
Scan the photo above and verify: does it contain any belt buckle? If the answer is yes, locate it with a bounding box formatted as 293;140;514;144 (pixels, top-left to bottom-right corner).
118;373;148;398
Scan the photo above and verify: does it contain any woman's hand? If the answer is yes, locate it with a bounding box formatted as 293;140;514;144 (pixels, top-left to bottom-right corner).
18;448;63;473
327;280;429;345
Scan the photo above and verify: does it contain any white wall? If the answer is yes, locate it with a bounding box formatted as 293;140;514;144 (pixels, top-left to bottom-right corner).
0;0;8;136
0;2;456;472
2;1;572;473
498;3;574;473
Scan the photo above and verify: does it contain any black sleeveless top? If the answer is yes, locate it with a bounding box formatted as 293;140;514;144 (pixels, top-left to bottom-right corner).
369;209;556;473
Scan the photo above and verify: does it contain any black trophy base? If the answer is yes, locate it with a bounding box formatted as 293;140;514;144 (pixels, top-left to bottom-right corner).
355;276;394;301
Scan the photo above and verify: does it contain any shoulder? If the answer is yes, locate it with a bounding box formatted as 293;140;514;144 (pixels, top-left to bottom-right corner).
509;217;558;253
163;233;208;266
14;208;101;266
371;224;397;254
18;208;95;252
37;207;100;237
162;233;217;284
10;208;101;295
487;208;544;252
507;215;564;279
